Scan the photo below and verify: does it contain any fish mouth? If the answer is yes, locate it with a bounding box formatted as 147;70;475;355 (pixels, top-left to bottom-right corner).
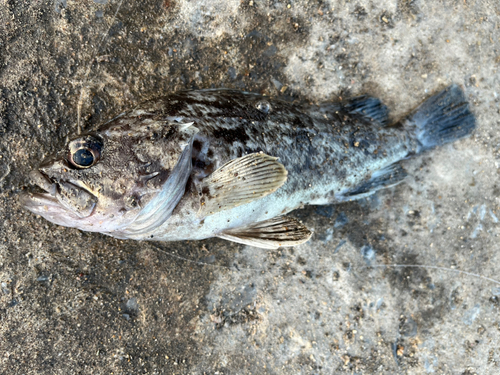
21;170;60;208
21;170;98;221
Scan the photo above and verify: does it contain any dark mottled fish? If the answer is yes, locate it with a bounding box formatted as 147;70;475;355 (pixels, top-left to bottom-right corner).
22;85;475;248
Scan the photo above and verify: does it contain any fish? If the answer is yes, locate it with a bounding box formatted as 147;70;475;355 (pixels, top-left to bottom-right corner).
21;85;475;249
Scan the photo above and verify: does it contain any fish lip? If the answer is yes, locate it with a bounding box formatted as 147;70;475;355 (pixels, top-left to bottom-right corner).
21;170;58;209
20;187;65;219
22;170;98;219
29;169;97;201
20;189;60;208
28;170;57;195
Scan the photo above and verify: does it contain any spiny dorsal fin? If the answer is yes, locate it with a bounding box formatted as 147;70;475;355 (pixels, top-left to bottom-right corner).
218;216;312;249
198;153;287;217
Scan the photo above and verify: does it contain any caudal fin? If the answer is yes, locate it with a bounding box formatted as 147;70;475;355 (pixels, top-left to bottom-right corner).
406;84;475;153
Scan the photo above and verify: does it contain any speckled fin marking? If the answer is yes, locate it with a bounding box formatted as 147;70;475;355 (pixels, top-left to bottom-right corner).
217;216;312;249
198;153;288;217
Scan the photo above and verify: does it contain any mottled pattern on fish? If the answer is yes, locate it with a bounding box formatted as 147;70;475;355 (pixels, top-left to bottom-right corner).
22;86;475;248
124;90;412;197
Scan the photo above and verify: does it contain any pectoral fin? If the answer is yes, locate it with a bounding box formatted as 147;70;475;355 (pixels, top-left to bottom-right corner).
198;153;287;216
217;216;312;249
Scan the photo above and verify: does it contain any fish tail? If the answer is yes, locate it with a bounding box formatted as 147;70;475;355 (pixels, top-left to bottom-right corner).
405;84;476;153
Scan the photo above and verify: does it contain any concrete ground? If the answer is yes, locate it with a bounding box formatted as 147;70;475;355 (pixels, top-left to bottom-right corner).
1;0;499;373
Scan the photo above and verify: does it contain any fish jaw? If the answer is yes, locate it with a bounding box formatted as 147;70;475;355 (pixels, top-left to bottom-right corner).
20;191;87;229
21;170;98;229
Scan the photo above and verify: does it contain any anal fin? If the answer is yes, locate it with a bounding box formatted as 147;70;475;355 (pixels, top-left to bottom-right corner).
218;216;312;249
342;163;407;200
198;153;287;216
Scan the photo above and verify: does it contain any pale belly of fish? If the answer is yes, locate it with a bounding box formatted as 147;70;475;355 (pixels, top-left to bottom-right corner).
22;86;475;249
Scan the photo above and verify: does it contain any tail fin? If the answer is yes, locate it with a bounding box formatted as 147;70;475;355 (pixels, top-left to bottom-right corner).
406;84;476;153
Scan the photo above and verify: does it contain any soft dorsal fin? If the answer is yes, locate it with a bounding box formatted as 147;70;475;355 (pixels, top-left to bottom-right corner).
217;216;312;249
344;95;389;126
198;153;287;217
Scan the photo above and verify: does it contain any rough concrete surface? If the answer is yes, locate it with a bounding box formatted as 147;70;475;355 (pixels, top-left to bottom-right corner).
1;0;499;374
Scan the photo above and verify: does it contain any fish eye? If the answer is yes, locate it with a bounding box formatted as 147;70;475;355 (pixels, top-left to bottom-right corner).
72;148;94;167
68;136;102;169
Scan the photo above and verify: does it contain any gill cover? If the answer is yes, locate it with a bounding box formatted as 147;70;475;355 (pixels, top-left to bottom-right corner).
113;125;198;238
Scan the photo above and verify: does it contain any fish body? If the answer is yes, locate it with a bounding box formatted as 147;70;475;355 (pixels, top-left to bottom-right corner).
22;86;475;249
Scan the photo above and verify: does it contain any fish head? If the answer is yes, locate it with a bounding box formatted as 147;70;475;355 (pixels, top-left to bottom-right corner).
21;115;197;235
